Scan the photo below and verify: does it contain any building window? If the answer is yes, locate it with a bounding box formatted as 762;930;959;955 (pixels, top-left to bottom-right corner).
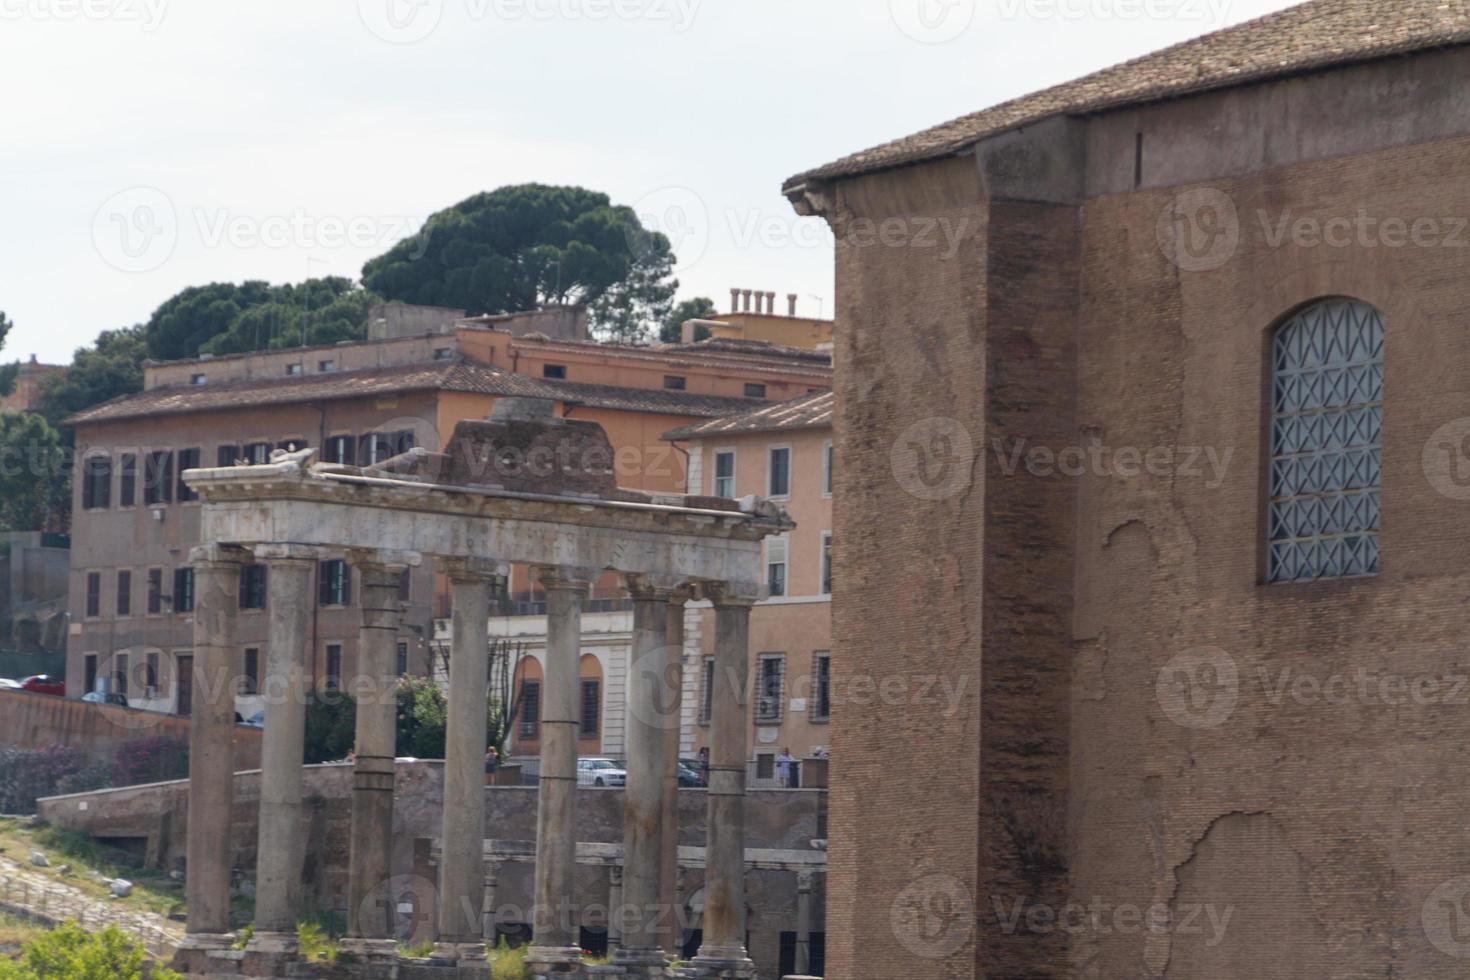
278;438;309;453
114;654;129;699
393;429;416;456
821;532;833;596
325;645;343;690
216;445;239;467
663;375;687;391
1268;298;1384;583
81;455;111;510
699;657;715;725
318;359;337;373
145;652;160;697
174;568;195;614
119;454;137;507
744;383;767;399
396;642;409;676
239;565;267;610
755;753;775;780
175;448;201;502
285;363;303;376
147;569;163;614
84;655;98;695
766;535;788;598
580;679;601;737
116;570;132;617
768;446;791;498
756;654;785;724
85;572;101;618
320;560;351;607
823;440;834;497
812;652;832;722
143;451;173;505
244;442;272;465
190;373;207;386
433;347;453;361
359;433;395;466
243;649;259;696
323;434;355;465
543;364;567;380
713;450;736;499
520;681;542;739
398;568;412;603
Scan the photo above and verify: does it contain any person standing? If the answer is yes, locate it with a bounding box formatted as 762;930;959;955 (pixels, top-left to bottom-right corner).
484;744;500;786
776;747;797;788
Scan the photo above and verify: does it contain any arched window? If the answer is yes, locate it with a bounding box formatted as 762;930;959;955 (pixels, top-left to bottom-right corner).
1268;298;1384;582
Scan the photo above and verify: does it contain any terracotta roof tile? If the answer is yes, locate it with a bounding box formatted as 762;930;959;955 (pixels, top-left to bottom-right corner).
663;391;834;440
785;0;1470;189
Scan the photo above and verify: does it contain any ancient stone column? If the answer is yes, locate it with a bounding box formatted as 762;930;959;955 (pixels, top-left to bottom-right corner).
482;859;500;944
247;546;319;953
342;551;417;958
693;591;758;978
607;864;624;954
658;592;690;954
613;575;680;977
181;544;249;949
434;559;502;961
526;567;596;974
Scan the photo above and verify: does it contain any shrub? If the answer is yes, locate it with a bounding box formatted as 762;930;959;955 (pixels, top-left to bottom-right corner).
303;690;356;765
0;922;180;980
112;737;187;787
55;761;115;797
488;937;526;980
0;745;89;813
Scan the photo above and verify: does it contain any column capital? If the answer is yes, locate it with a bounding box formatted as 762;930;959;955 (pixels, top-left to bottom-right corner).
345;548;422;571
189;544;251;567
609;864;623;886
797;869;816;892
622;572;687;601
251;543;326;565
535;565;600;591
441;557;509;583
704;581;761;608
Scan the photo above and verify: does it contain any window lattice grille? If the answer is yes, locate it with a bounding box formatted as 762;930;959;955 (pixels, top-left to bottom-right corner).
1268;299;1384;583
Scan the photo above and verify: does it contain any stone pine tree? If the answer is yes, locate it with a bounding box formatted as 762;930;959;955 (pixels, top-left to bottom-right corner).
362;184;679;344
660;296;718;344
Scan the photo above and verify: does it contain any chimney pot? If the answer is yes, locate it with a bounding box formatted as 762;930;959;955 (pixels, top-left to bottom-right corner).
731;288;741;314
766;291;777;315
742;289;754;312
788;294;799;316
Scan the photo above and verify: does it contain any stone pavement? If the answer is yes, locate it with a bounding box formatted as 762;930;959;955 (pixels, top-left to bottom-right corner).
0;851;183;957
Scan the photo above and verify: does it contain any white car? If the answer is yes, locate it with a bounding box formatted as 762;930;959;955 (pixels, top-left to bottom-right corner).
577;758;627;788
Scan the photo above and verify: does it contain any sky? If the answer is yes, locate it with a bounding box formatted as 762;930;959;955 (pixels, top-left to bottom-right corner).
0;0;1304;364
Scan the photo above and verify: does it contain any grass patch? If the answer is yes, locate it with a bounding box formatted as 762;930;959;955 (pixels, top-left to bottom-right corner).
0;818;182;921
0;911;43;953
488;937;526;980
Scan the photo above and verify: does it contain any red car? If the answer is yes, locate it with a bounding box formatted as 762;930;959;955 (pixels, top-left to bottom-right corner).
18;675;65;697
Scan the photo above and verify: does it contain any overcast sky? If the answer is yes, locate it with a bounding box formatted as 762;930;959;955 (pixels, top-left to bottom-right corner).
0;0;1302;363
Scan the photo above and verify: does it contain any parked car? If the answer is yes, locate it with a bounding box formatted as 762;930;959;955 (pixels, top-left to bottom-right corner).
80;690;128;706
677;762;706;787
577;758;627;788
0;678;20;691
18;675;65;697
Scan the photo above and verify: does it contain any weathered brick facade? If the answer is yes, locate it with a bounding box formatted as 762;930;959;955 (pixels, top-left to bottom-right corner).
789;23;1470;980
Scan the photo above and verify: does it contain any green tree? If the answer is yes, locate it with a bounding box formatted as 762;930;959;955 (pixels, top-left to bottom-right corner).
362;184;679;343
395;676;447;760
0;922;180;980
0;413;67;531
144;278;378;361
0;311;15;397
659;296;718;344
37;327;147;429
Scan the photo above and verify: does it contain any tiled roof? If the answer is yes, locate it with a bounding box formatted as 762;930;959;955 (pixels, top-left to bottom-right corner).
657;338;833;366
663;391;834;440
784;0;1470;189
514;335;833;376
65;359;776;426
